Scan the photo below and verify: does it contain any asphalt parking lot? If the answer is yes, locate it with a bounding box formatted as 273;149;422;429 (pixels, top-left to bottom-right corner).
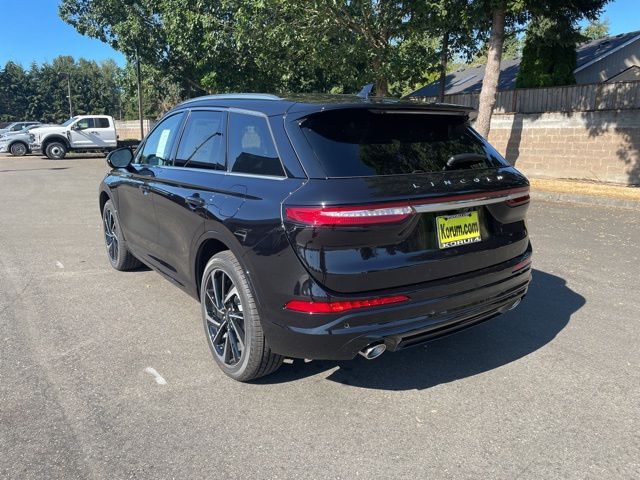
1;153;639;479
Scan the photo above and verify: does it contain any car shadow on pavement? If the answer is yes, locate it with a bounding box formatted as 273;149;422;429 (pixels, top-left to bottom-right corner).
258;269;585;390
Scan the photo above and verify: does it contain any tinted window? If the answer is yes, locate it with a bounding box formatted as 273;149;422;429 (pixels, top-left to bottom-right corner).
136;113;184;166
76;118;94;129
299;109;505;177
228;113;284;176
94;118;110;128
175;110;226;170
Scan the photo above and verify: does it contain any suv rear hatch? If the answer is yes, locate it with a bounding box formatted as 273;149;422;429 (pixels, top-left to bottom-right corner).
283;106;530;294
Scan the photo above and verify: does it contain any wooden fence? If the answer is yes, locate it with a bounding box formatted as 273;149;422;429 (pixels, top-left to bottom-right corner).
414;80;640;113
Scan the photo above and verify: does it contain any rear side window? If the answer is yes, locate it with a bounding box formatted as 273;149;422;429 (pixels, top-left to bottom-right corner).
299;109;505;177
228;113;284;177
175;110;226;170
94;118;110;128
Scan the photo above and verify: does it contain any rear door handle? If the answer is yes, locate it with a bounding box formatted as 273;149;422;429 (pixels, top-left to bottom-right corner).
186;194;205;209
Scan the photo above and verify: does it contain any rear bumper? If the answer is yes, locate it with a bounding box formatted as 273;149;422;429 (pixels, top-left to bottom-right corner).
261;248;532;360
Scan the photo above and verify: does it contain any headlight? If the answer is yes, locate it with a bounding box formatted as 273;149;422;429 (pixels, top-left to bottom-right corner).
29;134;35;142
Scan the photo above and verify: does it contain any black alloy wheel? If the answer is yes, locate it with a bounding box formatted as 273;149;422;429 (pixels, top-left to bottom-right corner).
102;200;141;271
204;269;246;366
103;207;119;264
200;251;283;381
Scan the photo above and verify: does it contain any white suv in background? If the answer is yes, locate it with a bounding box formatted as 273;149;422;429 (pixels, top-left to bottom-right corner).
29;115;118;159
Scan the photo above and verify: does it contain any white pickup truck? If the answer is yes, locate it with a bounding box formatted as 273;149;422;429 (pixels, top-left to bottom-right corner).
29;115;118;159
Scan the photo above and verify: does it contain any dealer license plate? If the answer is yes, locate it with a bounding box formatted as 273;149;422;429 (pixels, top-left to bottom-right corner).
436;211;482;249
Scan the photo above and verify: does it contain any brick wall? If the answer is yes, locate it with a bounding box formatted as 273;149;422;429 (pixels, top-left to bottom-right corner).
486;110;640;185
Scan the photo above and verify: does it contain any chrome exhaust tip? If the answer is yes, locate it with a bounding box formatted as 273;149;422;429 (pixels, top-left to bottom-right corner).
359;343;387;360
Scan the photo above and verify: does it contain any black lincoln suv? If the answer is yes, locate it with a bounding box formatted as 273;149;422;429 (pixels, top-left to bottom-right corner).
99;93;532;381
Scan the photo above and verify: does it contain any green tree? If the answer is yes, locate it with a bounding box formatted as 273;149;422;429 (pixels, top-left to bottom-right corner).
0;62;31;122
516;16;580;88
0;57;122;123
581;17;610;41
59;0;444;97
119;62;183;120
425;0;481;101
474;0;610;138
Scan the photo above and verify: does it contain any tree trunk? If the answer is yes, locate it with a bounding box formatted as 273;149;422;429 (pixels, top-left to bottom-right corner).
375;77;388;97
475;8;506;138
438;31;449;103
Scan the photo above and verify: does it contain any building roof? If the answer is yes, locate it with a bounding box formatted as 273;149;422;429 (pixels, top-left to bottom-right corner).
409;30;640;97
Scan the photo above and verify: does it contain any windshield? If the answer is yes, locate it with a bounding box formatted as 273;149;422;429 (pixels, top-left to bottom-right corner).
61;117;77;127
299;109;506;177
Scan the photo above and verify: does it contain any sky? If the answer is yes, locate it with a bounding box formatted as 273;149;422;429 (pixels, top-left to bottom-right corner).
0;0;126;67
0;0;638;69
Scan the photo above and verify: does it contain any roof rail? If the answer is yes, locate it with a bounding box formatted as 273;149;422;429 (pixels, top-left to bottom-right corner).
180;93;283;105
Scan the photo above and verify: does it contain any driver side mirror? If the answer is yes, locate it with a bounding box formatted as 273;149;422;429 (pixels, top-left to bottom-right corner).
106;147;134;168
72;124;82;130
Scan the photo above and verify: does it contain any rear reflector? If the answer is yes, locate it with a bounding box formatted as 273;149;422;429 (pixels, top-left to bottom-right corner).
285;204;414;226
512;257;532;273
506;193;530;207
284;295;409;313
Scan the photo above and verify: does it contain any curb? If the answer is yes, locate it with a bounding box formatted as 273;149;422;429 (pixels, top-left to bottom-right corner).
531;190;640;211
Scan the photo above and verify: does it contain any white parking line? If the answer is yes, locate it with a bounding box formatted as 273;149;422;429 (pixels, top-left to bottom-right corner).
144;367;167;385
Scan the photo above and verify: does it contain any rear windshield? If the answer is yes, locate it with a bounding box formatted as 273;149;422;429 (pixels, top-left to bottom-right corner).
299;109;505;177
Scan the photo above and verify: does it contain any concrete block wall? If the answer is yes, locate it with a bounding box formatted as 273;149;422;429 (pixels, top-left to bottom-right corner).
487;110;640;185
114;120;154;141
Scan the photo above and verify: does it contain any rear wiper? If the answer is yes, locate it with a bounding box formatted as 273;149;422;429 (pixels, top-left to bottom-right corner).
445;153;487;170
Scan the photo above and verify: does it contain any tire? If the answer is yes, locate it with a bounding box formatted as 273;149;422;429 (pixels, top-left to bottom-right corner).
201;251;283;381
102;200;141;271
9;142;28;157
45;141;67;160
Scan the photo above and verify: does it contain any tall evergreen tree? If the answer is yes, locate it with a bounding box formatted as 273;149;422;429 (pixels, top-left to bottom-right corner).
0;57;123;123
516;16;580;88
0;62;31;122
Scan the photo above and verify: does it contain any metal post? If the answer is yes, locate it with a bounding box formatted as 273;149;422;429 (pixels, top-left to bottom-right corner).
66;74;73;118
136;49;144;139
438;31;449;103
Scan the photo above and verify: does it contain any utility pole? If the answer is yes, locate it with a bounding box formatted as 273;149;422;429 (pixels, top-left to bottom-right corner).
136;48;144;139
438;32;449;103
65;73;73;118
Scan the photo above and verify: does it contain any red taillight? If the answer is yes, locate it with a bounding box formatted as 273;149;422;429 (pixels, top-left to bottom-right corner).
285;204;414;226
506;193;530;207
284;295;409;313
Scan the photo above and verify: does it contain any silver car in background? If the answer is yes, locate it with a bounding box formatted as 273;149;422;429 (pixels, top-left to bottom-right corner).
0;124;54;156
0;121;41;136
